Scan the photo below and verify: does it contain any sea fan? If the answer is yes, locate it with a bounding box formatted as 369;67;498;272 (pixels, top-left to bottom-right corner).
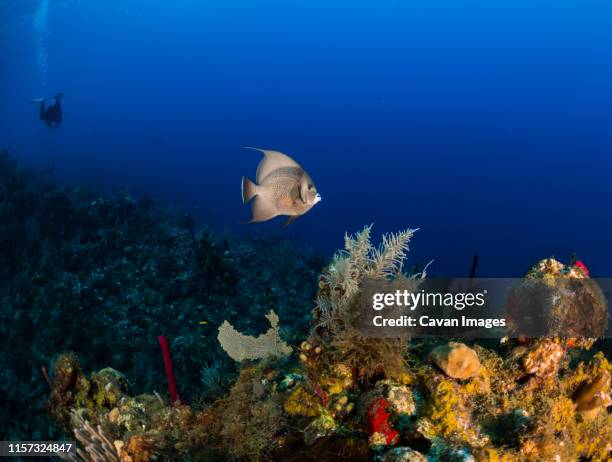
218;310;292;362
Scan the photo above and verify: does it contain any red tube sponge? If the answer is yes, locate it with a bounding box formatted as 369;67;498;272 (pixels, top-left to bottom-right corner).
367;397;399;445
158;335;181;404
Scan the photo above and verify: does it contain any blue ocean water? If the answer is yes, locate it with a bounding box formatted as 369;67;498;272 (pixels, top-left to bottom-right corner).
1;0;611;276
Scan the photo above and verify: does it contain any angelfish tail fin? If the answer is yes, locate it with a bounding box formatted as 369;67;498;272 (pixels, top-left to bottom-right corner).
241;176;258;204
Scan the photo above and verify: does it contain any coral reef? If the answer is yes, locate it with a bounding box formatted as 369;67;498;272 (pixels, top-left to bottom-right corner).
45;228;612;461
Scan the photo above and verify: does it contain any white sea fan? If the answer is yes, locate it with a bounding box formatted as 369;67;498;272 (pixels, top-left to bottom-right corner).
218;310;292;362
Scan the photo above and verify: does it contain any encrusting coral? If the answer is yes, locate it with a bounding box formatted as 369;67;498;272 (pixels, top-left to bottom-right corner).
44;224;612;462
430;342;481;380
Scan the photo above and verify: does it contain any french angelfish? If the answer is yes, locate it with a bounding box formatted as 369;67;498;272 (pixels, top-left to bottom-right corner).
241;147;321;226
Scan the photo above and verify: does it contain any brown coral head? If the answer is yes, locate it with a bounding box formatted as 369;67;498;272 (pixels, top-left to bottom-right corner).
572;371;610;412
430;342;480;380
506;265;608;340
47;353;86;430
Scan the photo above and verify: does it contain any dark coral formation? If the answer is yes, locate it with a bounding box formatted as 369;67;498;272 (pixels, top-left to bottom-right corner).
0;151;322;441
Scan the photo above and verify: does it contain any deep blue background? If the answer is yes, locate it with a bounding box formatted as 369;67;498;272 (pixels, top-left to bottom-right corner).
1;0;611;276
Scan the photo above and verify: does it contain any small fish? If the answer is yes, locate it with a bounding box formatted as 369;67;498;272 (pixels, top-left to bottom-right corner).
198;321;208;325
241;147;321;226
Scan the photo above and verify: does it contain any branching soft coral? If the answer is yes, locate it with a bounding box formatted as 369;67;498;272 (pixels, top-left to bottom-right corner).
310;226;417;380
315;225;417;333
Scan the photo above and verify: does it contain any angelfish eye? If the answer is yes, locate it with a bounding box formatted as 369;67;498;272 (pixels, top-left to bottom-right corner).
308;184;313;190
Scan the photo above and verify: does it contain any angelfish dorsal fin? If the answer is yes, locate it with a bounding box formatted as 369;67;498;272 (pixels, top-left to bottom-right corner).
244;147;303;183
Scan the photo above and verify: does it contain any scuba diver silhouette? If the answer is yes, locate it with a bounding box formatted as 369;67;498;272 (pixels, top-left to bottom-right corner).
30;92;64;129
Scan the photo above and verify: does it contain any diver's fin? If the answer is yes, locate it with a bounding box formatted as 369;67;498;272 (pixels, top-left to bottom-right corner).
244;147;302;184
241;176;258;204
283;215;299;227
29;98;44;103
247;196;278;223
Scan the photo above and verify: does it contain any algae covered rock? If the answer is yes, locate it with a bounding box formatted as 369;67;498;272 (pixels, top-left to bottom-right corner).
522;339;565;378
303;413;337;445
386;384;415;415
284;386;320;417
320;362;354;394
381;446;427;462
506;257;608;343
90;367;130;408
430;342;480;380
47;353;89;430
572;371;611;419
118;434;156;462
